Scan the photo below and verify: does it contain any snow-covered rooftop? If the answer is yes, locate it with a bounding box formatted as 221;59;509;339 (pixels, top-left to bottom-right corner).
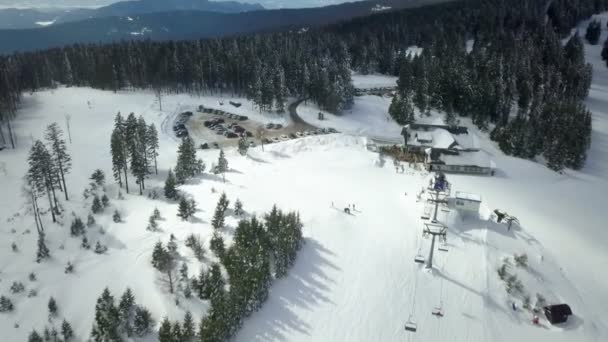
455;191;482;202
439;149;496;168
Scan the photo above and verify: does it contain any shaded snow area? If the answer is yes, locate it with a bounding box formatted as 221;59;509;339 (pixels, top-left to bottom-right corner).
299;95;403;143
351;72;397;89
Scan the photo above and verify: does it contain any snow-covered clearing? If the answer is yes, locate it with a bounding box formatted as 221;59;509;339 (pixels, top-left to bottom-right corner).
298;95;403;143
351;73;397;89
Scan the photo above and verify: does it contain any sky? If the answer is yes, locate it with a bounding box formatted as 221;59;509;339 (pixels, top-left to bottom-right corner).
0;0;364;10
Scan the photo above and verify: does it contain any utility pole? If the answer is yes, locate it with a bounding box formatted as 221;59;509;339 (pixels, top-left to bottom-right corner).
423;223;447;270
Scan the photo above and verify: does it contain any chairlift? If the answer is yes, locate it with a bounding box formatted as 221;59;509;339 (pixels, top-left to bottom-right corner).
432;302;444;317
405;316;418;332
414;255;425;263
420;205;431;220
438;243;449;252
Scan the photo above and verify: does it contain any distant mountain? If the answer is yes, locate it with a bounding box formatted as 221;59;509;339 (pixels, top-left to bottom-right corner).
0;0;453;54
0;0;264;29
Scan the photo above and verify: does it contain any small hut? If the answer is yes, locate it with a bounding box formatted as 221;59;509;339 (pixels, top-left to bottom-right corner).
543;304;572;324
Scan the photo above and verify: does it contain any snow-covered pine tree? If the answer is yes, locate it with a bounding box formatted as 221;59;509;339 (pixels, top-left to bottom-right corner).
90;288;121;341
217;149;228;174
118;288;135;337
234;198;244;216
91;195;103;214
171;322;183;342
70;217;85;237
111;112;129;193
48;296;58;317
94;241;108;254
585;19;602;45
164;168;178;200
87;213;96;227
101;194;110;208
158;317;173;342
147;215;159;231
61;320;74;342
62;52;74;86
146;124;159;175
113;210;122;223
133;306;153;337
175;136;201;184
36;230;50;263
177;197;191;221
211;201;226;230
28;330;43;342
181;311;195;342
45;122;72;200
0;295;14;312
237;136;249;156
209;232;225;259
28;140;59;223
90;169;105;187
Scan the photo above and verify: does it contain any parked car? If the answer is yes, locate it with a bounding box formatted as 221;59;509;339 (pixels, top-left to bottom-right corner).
262;138;272;144
216;129;225;135
328;127;338;133
280;135;289;141
289;133;297;139
203;120;213;127
200;143;209;150
239;115;248;121
176;130;188;138
245;131;253;137
266;123;275;129
315;129;324;135
213;142;220;149
225;132;239;139
303;131;311;136
233;126;245;134
249;141;256;147
296;132;303;137
229;101;242;108
182;111;193;116
272;137;280;143
274;124;283;130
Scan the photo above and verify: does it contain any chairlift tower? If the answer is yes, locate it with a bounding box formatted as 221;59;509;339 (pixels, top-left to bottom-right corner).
423;223;447;270
427;173;450;223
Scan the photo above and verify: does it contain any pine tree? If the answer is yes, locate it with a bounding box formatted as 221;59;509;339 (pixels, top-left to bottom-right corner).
0;295;14;312
175;136;201;184
147;124;160;175
211;202;226;230
90;169;105;187
602;37;608;61
45;122;71;201
92;195;103;214
70;217;85;237
238;136;249;156
210;232;225;259
61;320;74;342
101;194;110;207
36;230;50;262
118;288;135;337
62;52;74;86
112;210;122;223
87;213;96;227
147;215;159;231
182;311;195;342
111;113;129;193
133;306;153;337
151;241;176;293
234;198;244;216
164;168;178;200
158;317;172;342
28;330;43;342
216;149;228;181
28;140;59;223
177;197;191;221
48;296;58;317
90;288;121;342
172;322;183;342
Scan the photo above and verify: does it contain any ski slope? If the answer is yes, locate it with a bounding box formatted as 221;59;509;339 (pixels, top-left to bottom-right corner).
1;17;608;342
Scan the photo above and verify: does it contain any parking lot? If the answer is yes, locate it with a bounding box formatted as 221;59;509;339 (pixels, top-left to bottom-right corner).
181;105;338;149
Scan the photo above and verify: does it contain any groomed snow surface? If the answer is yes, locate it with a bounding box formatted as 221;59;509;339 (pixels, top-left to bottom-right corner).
1;19;608;340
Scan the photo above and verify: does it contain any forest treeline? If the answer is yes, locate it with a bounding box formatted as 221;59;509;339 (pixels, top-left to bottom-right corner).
1;0;606;169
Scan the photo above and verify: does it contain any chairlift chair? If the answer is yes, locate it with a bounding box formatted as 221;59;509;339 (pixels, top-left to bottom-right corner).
414;255;425;263
405;317;418;332
432;302;444;317
438;243;449;252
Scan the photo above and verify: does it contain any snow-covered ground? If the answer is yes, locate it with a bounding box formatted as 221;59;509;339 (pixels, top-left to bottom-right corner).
1;17;608;342
298;95;403;143
351;73;398;89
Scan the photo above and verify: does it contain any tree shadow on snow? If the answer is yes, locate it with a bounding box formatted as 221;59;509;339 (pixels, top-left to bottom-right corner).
246;154;271;164
237;238;340;341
